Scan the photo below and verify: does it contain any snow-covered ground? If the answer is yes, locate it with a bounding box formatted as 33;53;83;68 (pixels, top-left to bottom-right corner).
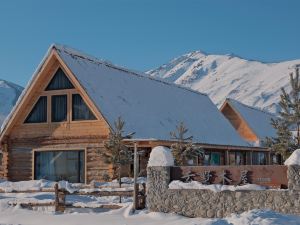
0;177;299;224
169;180;268;192
0;193;300;225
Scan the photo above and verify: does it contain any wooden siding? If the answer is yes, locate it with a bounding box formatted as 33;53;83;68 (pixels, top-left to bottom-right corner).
221;103;258;142
8;147;32;181
0;52;113;183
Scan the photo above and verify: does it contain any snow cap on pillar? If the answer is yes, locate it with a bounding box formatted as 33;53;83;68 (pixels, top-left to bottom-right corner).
148;146;174;167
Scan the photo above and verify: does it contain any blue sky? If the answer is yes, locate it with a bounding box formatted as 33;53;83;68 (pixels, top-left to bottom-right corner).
0;0;300;86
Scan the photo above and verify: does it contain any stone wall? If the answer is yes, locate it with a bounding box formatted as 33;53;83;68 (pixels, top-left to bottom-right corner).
147;166;300;218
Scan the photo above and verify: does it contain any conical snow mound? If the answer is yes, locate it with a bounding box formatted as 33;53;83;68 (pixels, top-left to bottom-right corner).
148;146;174;167
284;149;300;166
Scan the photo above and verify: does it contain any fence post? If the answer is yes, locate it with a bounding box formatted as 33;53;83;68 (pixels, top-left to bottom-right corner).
54;183;66;213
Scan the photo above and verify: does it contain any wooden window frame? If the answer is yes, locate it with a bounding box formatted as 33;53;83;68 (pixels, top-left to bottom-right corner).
32;147;87;184
22;63;100;126
23;96;48;125
23;88;99;125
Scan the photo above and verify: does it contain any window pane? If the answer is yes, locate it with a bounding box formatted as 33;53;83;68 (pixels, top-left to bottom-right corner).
25;96;47;123
236;152;242;165
229;152;235;165
210;152;220;165
204;153;210;166
34;150;85;183
46;68;74;90
252;152;266;165
72;94;96;121
51;95;67;122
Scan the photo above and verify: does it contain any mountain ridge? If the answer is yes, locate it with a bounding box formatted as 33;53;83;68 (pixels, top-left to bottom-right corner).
0;79;23;125
147;51;300;113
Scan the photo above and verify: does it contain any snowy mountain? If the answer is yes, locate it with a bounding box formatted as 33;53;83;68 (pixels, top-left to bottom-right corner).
0;80;23;125
147;51;300;113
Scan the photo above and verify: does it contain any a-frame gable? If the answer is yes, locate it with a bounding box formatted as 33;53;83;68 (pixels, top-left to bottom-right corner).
0;48;111;141
220;100;258;142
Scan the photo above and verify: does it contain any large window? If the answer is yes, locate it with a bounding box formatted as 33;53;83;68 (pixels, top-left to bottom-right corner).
34;150;85;183
203;152;222;165
46;68;74;91
72;94;96;121
51;95;67;122
252;152;267;165
25;96;47;123
229;152;245;165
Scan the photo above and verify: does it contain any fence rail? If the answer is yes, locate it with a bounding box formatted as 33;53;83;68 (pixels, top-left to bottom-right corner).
1;183;146;212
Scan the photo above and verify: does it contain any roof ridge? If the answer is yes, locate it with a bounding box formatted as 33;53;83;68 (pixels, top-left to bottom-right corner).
227;98;277;117
53;44;208;98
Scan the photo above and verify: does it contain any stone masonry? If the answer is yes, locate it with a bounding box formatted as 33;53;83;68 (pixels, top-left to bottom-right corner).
147;166;300;218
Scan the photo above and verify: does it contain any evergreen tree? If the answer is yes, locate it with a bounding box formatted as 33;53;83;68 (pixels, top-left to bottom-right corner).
103;117;133;187
266;67;300;159
265;118;294;160
170;122;204;166
279;67;300;146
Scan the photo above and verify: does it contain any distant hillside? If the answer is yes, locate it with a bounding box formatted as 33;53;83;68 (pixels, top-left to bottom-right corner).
147;51;300;113
0;80;23;125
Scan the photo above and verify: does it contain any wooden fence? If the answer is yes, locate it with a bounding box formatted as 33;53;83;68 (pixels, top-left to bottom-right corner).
2;183;146;212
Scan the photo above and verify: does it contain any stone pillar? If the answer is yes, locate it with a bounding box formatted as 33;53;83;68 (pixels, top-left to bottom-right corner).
146;166;170;212
287;165;300;191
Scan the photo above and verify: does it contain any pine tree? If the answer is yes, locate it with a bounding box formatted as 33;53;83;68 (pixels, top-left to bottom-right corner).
103;117;133;187
266;67;300;159
265;118;294;160
170;122;204;166
279;67;300;147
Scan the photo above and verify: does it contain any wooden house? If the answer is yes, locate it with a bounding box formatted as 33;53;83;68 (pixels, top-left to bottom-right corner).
0;45;271;183
220;98;281;164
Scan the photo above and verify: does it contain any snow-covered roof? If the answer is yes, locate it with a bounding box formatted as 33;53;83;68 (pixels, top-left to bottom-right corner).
1;44;249;147
224;98;277;140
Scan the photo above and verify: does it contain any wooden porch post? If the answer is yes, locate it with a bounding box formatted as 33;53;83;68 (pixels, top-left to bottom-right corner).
267;151;271;165
225;149;230;165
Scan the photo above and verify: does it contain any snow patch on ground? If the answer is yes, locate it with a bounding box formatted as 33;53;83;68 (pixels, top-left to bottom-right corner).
285;149;300;166
0;179;55;192
0;201;299;225
148;146;174;167
169;180;267;192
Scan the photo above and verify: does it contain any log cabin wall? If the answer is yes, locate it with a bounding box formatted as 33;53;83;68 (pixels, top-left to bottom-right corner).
221;103;258;142
7;136;113;183
1;53;114;183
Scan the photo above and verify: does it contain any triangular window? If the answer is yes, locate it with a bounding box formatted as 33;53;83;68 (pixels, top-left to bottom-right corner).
25;96;47;123
72;94;96;121
46;68;74;91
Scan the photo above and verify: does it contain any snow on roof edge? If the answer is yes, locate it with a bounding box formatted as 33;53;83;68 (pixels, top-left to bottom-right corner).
226;98;277;117
53;44;209;98
0;44;56;135
225;98;277;140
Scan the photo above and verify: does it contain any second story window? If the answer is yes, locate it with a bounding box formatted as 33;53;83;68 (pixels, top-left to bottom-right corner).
72;94;96;121
25;96;47;123
46;68;74;91
51;95;67;122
